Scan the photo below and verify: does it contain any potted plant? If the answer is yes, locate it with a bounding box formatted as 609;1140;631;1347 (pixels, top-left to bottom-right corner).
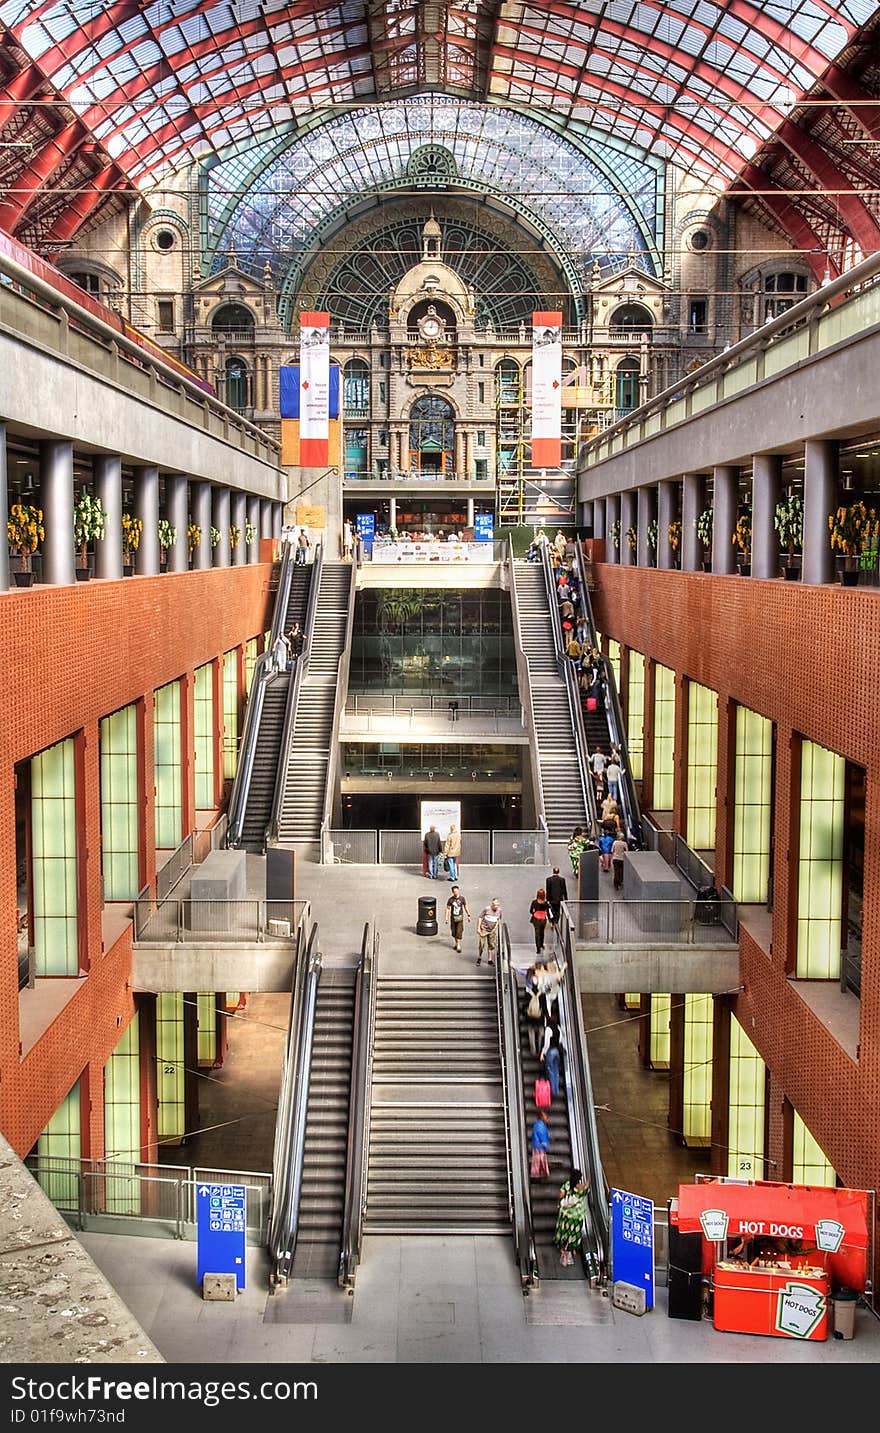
229;523;242;553
245;519;257;548
646;517;658;565
668;518;682;568
609;518;621;552
732;509;751;575
7;501;44;587
859;509;879;585
121;513;142;573
696;507;713;569
625;524;637;554
210;525;221;550
829;501;869;586
775;492;803;579
73;492;105;580
157;518;176;565
187;522;202;561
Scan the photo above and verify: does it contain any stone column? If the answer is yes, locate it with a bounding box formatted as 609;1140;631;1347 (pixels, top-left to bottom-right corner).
246;495;260;563
165;473;188;574
465;429;475;477
133;465;160;577
389;496;397;531
605;493;620;563
657;479;677;570
592;499;606;540
682;472;705;572
232;492;247;565
191;482;212;570
455;429;465;477
272;503;282;540
40;439;76;585
213;486;231;568
803;439;836;585
260;498;273;540
94;454;122;580
712;465;738;575
637;485;656;568
752;454;781;580
620;489;636;567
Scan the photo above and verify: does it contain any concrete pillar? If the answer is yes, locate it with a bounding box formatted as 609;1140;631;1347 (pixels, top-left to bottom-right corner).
191;482;212;570
260;498;273;540
712;465;738;575
232;492;247;565
682;472;705;572
803;439;836;585
0;424;7;592
389;496;397;531
133;465;160;577
455;429;465;477
94;454;122;581
41;439;75;585
213;486;231;568
657;479;677;570
592;499;606;540
246;495;260;563
466;497;474;526
272;503;282;540
752;454;781;580
620;489;636;567
165;473;188;574
465;429;475;476
605;494;620;562
637;485;656;567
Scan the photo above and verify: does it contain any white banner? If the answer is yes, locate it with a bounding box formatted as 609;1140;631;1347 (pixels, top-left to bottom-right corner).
299;310;329;465
531;309;562;467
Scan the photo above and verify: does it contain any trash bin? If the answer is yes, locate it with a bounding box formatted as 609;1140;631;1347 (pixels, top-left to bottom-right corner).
694;884;719;925
832;1289;857;1340
417;895;438;936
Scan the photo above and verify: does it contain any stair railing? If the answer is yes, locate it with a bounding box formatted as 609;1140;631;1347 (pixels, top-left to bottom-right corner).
227;540;293;848
267;542;323;846
319;559;358;863
506;536;549;843
497;923;538;1290
539;544;598;836
338;919;378;1288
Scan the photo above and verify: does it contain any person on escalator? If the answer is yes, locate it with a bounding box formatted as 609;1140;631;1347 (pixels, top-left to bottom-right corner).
523;971;548;1057
605;756;622;805
541;1017;564;1098
530;1110;551;1180
554;1169;589;1267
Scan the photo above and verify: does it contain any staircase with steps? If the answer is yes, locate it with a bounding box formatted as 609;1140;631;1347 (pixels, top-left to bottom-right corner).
518;991;582;1281
291;968;356;1280
276;562;352;843
364;977;511;1234
512;562;589;840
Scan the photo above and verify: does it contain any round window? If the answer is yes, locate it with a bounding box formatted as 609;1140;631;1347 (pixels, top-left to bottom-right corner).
689;229;710;252
155;228;176;251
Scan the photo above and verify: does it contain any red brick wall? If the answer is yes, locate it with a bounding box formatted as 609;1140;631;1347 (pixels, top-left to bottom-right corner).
0;566;272;1155
592;565;880;1206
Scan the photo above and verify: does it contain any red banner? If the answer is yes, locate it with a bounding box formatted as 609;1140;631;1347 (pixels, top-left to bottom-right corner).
299;310;330;466
531;309;562;468
677;1180;869;1247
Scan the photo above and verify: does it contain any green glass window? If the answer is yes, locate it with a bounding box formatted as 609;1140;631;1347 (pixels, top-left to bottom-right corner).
100;705;139;901
686;681;718;851
223;650;239;778
245;638;260;694
683;994;713;1146
197;993;217;1066
348;590;516;696
797;740;844;979
154;680;182;849
652;664;675;810
733;707;772;903
627;649;645;781
649;994;670;1069
194;664;215;810
104;1014;141;1214
31;737;78;975
607;639;621;687
37;1081;80;1208
156;992;185;1142
728;1016;765;1180
792;1111;836;1187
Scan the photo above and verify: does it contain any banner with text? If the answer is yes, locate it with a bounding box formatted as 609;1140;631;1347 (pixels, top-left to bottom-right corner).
299;310;330;465
531;310;562;468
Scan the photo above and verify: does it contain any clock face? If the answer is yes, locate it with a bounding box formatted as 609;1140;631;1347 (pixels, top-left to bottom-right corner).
422;317;441;338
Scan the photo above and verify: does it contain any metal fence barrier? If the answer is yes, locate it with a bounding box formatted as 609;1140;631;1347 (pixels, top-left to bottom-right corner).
136;819;233;936
489;830;547;865
374;829;541;865
568;899;737;945
329;829;379;864
135;899;306;943
345;694;519;717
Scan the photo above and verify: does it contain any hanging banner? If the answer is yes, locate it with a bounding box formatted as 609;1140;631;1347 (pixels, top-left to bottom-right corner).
299;311;330;465
531;309;562;468
279;365;340;420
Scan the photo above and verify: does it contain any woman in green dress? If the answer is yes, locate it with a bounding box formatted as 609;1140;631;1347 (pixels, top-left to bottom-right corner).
567;826;589;879
554;1168;589;1267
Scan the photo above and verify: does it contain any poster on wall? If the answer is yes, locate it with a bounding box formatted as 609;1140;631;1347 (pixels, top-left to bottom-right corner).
531;309;562;467
420;800;461;841
299;311;330;464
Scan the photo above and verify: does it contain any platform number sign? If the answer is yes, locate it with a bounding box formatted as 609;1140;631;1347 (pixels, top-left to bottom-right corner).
197;1182;247;1290
610;1187;654;1309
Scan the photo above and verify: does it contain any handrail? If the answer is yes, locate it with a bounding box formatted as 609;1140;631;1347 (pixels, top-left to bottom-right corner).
268;917;320;1288
320;558;357;863
338;920;378;1288
540;544;598;836
506;535;549;843
570;545;642;846
497;924;538;1290
267;543;323;845
227;540;294;847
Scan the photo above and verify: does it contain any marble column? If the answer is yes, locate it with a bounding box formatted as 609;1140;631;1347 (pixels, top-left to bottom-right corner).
0;424;7;591
272;504;282;540
165;473;188;574
389;496;397;531
681;472;705;572
133;465;160;577
246;495;260;563
465;429;475;477
94;454;122;581
657;479;678;570
40;440;75;585
213;486;231;568
620;490;636;567
752;454;781;580
712;465;738;575
467;497;475;526
637;485;656;568
605;494;620;563
231;492;247;565
803;440;837;585
592;499;606;540
191;482;212;570
260;498;273;540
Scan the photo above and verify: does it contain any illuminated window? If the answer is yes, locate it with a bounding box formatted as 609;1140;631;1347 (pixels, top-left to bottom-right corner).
649;994;670;1069
733;707;772;903
154;681;182;850
100;705;139;902
687;681;718;851
797;740;844;978
245;638;259;694
683;994;713;1146
607;639;621;687
728;1017;765;1180
194;664;215;810
792;1111;836;1188
31;738;78;975
627;650;645;781
156;993;185;1142
652;664;675;810
104;1015;141;1214
197;994;217;1067
223;650;239;779
37;1081;80;1208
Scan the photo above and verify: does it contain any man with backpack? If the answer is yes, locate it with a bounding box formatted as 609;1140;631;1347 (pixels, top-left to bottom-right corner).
476;898;502;966
444;885;471;953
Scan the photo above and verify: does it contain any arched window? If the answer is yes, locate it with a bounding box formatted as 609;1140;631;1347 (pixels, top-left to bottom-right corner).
409;395;455;476
344;358;370;414
615;358;640;418
610;302;653;333
225;357;249;412
212;304;255;337
496;360;520;407
763;271;808;321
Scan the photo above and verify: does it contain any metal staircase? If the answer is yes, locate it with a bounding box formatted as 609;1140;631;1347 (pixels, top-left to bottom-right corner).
511;561;590;840
363;978;511;1234
275;562;352;843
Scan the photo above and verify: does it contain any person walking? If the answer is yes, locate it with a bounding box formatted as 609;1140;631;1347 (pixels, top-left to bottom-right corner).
476;898;502;966
554;1169;589;1266
567;825;589;880
287;620;304;659
606;754;623;804
423;823;443;879
529;887;551;953
541;1017;564;1098
598;828;614;873
272;630;291;673
530;1110;551;1180
294;527;311;565
612;833;629;891
342;518;354;560
537;957;567;1018
524;969;548;1056
445;885;471;952
545;866;568;926
443;823;461;882
590;746;607;782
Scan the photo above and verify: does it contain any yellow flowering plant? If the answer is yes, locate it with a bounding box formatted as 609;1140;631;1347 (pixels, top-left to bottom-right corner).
229;524;242;550
828;501;871;557
732;511;751;554
7;502;44;571
625;525;637;552
122;512;142;557
668;520;682;553
187;522;202;555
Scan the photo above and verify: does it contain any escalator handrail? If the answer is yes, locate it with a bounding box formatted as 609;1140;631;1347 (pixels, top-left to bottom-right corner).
338;919;377;1287
268;906;315;1282
498;924;538;1289
226;540;293;847
540;544;598;835
320;558;358;860
506;536;549;842
267;542;323;845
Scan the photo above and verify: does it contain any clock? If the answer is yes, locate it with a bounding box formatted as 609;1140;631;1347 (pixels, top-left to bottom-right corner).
421;316;442;339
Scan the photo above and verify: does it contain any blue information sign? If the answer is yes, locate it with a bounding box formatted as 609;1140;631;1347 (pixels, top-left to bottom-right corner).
355;512;375;554
197;1182;246;1291
474;512;494;542
610;1187;654;1309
